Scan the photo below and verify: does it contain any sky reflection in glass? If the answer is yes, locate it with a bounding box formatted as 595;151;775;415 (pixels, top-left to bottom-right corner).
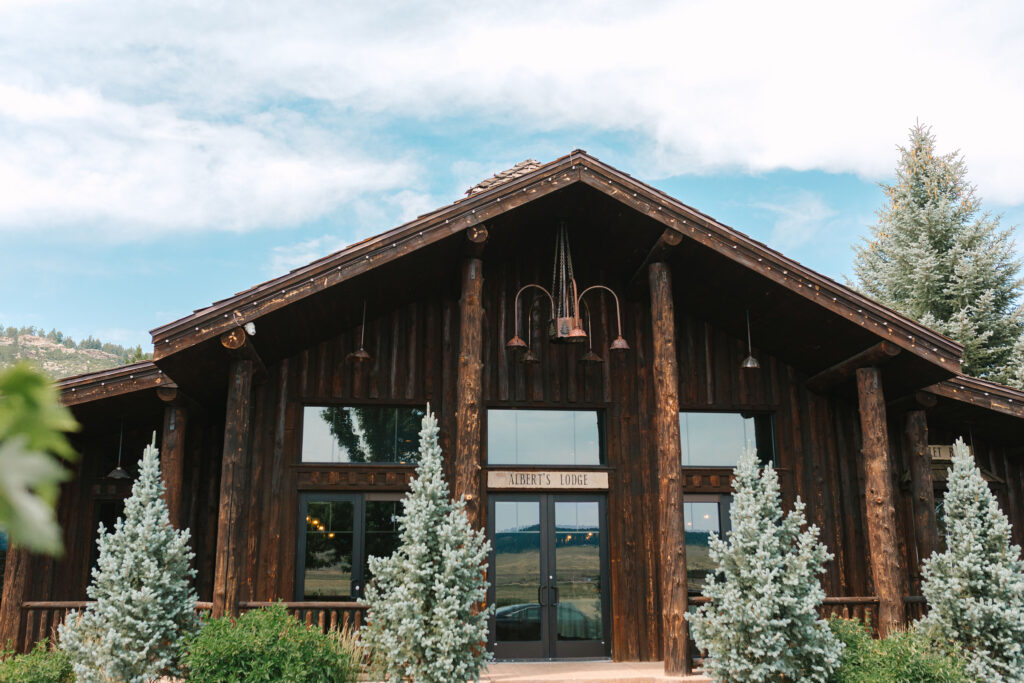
488;410;601;466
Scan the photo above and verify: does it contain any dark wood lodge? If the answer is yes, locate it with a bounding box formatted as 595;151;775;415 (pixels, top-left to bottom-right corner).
2;152;1023;674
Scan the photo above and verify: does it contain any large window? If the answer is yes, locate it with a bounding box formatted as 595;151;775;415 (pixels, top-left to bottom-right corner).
679;412;774;467
487;410;603;466
684;496;732;590
296;493;403;600
301;406;424;464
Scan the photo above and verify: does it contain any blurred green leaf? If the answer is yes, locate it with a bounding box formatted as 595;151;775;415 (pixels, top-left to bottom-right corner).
0;363;79;555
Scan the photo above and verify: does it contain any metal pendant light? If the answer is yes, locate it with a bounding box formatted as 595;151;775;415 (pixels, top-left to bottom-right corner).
520;298;541;365
347;300;373;363
507;220;629;355
741;309;760;369
107;419;131;480
579;301;603;365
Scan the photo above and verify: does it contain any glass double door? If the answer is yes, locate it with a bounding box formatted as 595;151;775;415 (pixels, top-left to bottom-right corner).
488;494;608;660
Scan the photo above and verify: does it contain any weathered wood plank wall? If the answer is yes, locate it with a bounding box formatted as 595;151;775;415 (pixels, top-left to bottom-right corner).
17;252;1024;660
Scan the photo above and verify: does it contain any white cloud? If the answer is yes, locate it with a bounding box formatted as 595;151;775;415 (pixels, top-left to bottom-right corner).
757;192;838;252
268;235;350;275
0;84;417;240
1;0;1023;241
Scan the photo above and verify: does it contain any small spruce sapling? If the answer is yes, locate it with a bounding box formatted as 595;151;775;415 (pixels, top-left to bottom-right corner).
686;451;842;682
59;433;198;682
360;405;493;683
920;437;1024;681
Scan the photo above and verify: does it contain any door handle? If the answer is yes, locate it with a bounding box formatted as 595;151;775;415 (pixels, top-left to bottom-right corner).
551;586;559;605
538;586;546;606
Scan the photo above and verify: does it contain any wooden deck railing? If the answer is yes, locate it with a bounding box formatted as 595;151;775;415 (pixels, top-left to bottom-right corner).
687;595;879;628
904;595;928;621
687;595;880;672
16;601;214;653
238;601;368;634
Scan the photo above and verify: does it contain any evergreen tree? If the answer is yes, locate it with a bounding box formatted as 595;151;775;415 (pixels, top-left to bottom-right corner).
920;438;1024;681
59;434;198;682
360;406;493;682
686;451;842;682
853;123;1024;385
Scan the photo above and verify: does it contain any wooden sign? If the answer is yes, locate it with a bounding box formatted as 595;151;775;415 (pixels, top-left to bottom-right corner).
487;470;609;490
928;444;970;462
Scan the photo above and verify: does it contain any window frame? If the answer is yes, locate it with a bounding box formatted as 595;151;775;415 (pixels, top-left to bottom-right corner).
484;407;607;467
295;491;405;601
298;404;426;465
684;493;733;594
678;410;776;469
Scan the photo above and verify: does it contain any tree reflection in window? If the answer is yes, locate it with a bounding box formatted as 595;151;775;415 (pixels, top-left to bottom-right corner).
303;500;355;600
302;406;424;463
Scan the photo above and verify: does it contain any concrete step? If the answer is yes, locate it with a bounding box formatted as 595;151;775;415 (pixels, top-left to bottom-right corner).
484;661;710;682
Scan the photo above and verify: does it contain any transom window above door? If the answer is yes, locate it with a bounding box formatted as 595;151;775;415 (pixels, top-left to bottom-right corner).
301;406;424;464
679;412;774;468
487;410;603;466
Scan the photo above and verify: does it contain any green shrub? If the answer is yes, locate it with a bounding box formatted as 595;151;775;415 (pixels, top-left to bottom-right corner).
180;603;358;683
828;618;970;683
0;641;73;682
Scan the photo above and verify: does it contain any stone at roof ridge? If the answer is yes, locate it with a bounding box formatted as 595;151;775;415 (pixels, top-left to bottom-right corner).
465;159;543;196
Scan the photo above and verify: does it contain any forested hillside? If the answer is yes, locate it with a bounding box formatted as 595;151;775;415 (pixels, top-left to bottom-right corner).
0;325;151;380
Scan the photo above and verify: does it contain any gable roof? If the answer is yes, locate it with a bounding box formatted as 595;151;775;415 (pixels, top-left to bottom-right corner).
149;150;962;375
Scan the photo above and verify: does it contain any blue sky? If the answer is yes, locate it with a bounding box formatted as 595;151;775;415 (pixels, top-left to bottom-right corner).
2;1;1023;349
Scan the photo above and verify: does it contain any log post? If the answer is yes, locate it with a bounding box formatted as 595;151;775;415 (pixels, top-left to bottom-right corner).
906;410;937;565
855;367;908;635
159;395;188;529
0;545;31;651
212;357;255;618
454;256;485;528
649;261;689;675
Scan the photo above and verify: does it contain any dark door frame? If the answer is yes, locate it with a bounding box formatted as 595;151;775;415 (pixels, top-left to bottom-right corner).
487;492;610;660
295;492;365;601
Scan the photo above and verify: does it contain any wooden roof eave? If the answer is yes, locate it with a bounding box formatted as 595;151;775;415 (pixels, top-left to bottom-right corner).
57;361;174;407
926;376;1024;421
148;150;963;376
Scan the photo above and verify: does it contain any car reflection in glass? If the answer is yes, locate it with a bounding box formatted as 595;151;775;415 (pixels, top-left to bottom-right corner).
495;602;599;642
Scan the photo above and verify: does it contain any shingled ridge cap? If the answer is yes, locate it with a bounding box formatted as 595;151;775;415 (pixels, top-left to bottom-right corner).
465;159;543;196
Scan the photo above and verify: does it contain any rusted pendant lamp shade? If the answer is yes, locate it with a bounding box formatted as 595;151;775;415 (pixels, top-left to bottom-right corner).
741;309;760;369
521;349;541;364
507;221;629;357
347;301;373;363
579;300;604;364
107;419;131;480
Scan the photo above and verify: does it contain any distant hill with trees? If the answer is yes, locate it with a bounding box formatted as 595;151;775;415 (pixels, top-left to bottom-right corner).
0;325;151;380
